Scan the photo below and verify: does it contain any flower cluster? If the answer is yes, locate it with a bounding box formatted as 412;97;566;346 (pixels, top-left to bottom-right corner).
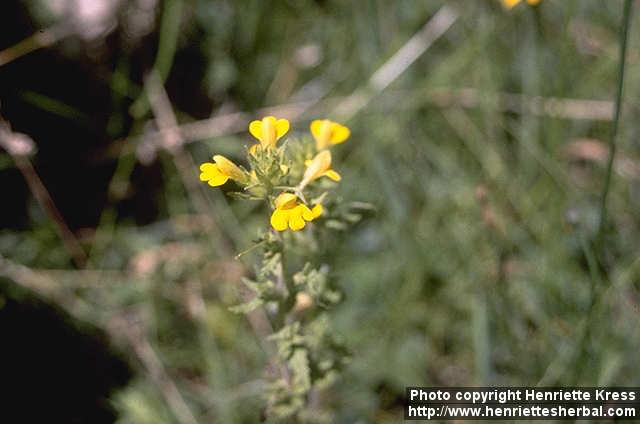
198;116;354;420
199;116;350;232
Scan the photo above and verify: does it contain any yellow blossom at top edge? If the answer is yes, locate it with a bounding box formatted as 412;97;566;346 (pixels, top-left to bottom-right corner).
270;193;323;232
299;150;341;189
199;155;246;187
310;119;350;150
248;116;290;150
502;0;520;8
501;0;540;9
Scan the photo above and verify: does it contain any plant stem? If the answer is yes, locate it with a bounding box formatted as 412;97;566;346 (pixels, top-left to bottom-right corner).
597;0;633;246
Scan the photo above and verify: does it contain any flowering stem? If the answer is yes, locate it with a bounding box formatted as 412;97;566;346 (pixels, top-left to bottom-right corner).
274;248;295;328
596;0;633;247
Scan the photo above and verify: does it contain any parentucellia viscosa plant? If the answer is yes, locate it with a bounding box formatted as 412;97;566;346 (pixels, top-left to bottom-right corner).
200;116;365;421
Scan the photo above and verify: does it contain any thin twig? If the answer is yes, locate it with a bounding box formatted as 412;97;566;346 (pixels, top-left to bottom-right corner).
596;0;634;244
126;5;458;161
145;71;234;256
145;73;285;382
0;254;60;294
13;157;87;267
129;0;183;118
0;23;72;67
0;254;197;424
123;87;617;159
0;121;87;267
109;313;200;424
334;5;459;120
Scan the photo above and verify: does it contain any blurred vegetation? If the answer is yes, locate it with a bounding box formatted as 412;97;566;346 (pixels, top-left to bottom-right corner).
1;0;640;422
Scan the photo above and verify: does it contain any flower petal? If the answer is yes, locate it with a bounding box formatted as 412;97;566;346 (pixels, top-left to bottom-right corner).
207;174;229;186
329;123;350;145
300;204;315;221
502;0;521;8
199;162;216;181
199;163;229;186
288;206;306;231
323;169;341;182
260;116;278;147
275;119;290;140
300;150;332;187
310;120;324;140
301;203;323;221
310;204;323;219
312;119;333;150
249;120;263;142
213;154;245;182
274;192;298;209
271;208;289;231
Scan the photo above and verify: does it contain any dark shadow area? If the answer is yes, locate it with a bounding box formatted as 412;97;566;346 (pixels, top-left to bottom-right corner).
0;279;131;423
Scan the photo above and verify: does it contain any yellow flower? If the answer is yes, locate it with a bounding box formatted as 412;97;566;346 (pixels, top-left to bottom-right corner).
310;119;350;150
199;155;247;187
270;193;323;231
501;0;540;9
299;150;341;189
248;116;290;152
